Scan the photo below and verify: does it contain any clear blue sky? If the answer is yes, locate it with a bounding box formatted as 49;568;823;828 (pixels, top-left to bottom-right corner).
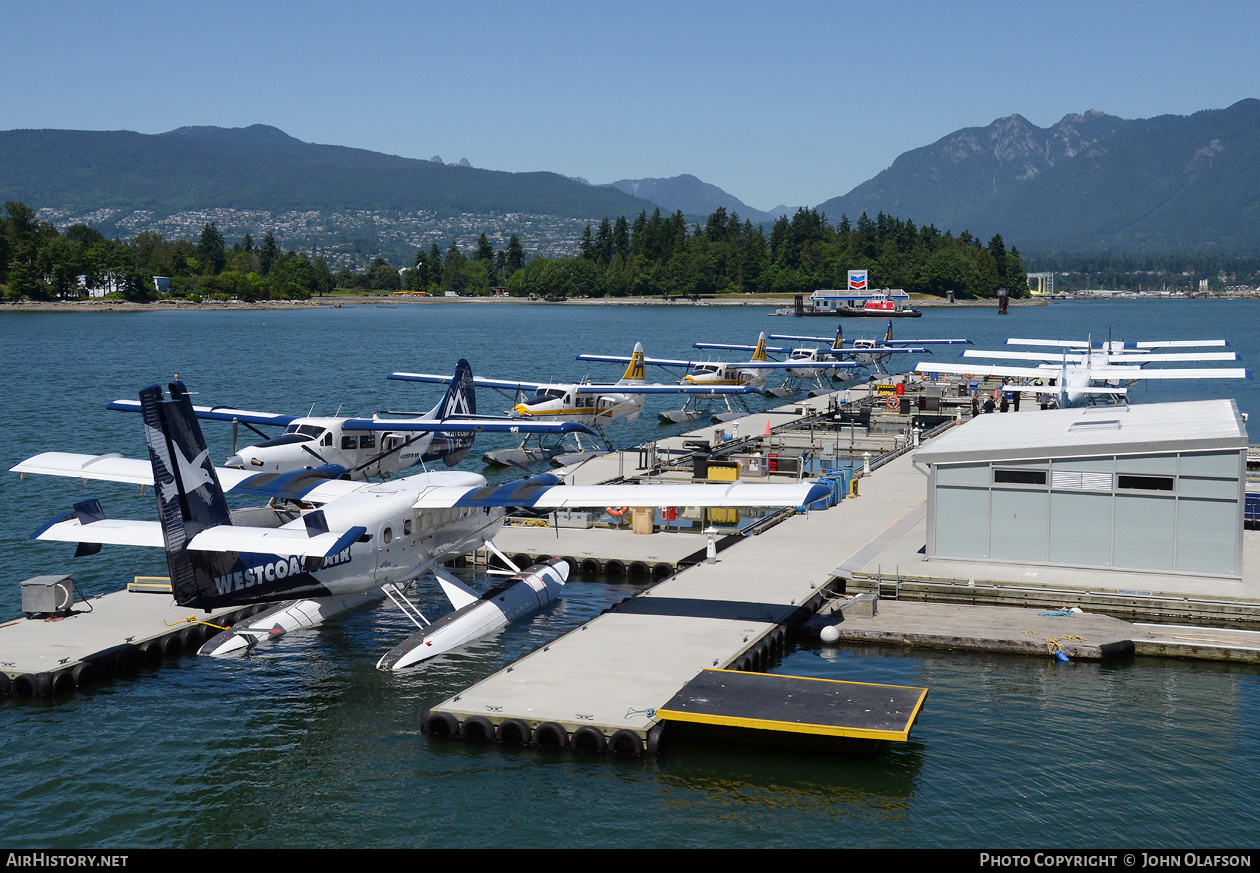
4;0;1257;212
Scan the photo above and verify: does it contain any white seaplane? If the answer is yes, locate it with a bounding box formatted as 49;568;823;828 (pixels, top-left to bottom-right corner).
390;345;757;464
770;322;969;374
103;360;595;478
917;336;1248;408
17;381;831;669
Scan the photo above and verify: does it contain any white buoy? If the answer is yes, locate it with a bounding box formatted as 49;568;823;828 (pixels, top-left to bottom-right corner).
820;624;840;644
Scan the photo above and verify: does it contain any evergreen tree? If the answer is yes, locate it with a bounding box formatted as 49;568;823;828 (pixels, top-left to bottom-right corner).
259;231;279;275
197;222;226;275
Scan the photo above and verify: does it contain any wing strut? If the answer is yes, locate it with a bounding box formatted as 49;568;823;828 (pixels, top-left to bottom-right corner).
483;540;523;576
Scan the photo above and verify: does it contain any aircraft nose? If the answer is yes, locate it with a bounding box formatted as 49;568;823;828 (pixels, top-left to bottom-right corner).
511;404;531;416
225;454;245;468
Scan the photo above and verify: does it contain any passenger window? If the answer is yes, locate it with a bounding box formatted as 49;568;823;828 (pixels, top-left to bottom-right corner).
383;527;393;544
403;519;412;536
323;433;332;447
359;434;376;449
342;435;357;450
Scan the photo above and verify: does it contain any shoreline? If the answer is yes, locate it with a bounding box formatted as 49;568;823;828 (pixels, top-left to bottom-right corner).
0;295;1048;313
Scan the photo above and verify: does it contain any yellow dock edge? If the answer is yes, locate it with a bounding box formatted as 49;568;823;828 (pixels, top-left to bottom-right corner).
656;670;930;743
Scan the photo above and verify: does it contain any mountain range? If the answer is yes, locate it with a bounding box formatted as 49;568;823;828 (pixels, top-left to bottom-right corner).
2;100;1258;255
603;174;792;225
816;99;1260;253
0;124;653;220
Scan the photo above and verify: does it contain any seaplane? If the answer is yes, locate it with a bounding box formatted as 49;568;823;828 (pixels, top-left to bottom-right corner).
686;332;864;396
15;381;831;669
916;336;1248;408
578;333;859;399
101;360;595;478
389;344;757;465
770;322;970;374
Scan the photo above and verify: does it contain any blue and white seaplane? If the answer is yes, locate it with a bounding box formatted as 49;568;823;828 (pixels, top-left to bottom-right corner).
99;360;593;478
16;381;830;669
688;331;865;395
770;322;969;374
917;336;1248;408
390;344;758;464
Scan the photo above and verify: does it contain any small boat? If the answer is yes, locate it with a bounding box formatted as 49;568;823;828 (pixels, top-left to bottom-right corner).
837;291;922;318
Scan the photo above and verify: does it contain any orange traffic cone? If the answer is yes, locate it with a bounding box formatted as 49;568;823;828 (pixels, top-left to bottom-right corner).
764;420;772;435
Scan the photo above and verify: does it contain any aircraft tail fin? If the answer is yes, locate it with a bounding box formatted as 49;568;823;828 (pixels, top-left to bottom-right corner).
619;343;646;383
141;381;234;608
435;358;477;419
752;333;768;361
429;359;476;466
885;320;894;343
832;325;844;351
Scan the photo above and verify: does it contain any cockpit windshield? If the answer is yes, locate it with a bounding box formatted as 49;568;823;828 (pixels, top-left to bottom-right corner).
281;424;327;440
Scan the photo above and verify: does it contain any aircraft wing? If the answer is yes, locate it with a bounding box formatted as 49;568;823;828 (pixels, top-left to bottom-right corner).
11;452;362;505
880;338;971;346
388;372;548;392
576;353;697;369
341;417;597;436
1089;366;1251;381
409;476;832;510
574;384;759;395
107;399;298;427
12;452;256;490
31;509;363;559
723;361;859;370
964;350;1239;364
692;342;791;353
914;362;1054;381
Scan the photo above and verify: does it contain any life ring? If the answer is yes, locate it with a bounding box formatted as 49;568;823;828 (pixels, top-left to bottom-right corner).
606;506;628;518
885;395;898;409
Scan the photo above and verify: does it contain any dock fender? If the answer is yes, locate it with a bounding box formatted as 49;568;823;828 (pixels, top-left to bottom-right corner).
645;723;667;757
49;670;75;697
460;716;496;742
603;559;626;577
572;726;607;754
579;558;601;575
627;561;650;578
511;554;531;571
160;634;183;660
652;563;673;581
558;556;578;575
534;722;569;750
70;661;97;689
422;710;460;739
610;729;644;758
14;672;51;697
137;639;164;667
497;718;532;746
114;645;139;675
0;672;11;696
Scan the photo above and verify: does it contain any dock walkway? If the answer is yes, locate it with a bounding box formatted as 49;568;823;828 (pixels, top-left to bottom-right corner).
430;384;1260;749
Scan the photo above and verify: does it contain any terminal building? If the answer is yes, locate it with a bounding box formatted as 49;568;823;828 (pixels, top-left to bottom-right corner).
912;400;1248;577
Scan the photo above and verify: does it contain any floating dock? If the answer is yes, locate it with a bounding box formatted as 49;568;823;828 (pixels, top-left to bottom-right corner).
0;581;248;696
424;377;1260;754
656;668;928;756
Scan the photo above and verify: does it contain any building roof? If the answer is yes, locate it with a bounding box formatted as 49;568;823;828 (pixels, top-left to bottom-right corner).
914;400;1248;466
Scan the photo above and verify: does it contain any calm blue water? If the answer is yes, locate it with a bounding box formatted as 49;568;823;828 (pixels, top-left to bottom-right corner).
2;299;1259;848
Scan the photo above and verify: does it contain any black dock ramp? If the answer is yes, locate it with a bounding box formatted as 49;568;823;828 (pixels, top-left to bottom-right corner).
656;669;928;755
